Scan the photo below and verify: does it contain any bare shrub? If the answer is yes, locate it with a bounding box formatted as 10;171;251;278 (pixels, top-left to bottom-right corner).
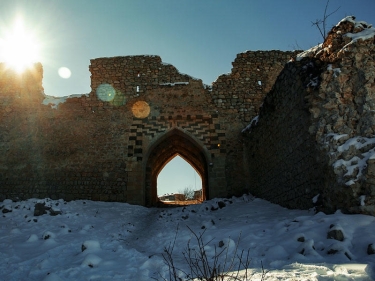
154;225;266;281
179;186;195;201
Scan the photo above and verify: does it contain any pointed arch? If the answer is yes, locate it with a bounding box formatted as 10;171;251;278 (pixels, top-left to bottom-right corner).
144;128;210;206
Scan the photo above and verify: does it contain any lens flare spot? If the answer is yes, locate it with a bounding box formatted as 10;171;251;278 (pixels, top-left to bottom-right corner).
96;84;116;102
58;67;71;79
132;101;150;119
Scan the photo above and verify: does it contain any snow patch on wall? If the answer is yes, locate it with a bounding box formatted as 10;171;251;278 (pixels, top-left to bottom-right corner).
159;82;189;86
296;44;322;61
312;194;320;204
297;16;375;62
327;135;375;186
42;94;89;109
337;16;375;53
242;115;259;133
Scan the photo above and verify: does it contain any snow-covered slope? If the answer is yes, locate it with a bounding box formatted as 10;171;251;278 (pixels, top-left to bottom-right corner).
1;196;375;280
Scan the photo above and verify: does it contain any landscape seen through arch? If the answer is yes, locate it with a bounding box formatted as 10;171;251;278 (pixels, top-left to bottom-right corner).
157;156;203;204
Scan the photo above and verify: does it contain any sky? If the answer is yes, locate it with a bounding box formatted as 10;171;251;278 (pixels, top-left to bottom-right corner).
157;156;202;196
1;0;375;97
1;0;375;195
1;196;375;280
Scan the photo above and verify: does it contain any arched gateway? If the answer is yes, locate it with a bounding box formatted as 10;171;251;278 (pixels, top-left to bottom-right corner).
144;128;210;206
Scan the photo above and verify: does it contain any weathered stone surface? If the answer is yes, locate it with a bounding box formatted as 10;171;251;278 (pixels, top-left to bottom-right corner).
0;16;374;215
243;59;326;209
0;51;297;206
244;16;375;215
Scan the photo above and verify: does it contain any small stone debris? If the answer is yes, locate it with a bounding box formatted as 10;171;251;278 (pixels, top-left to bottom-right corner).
327;249;338;255
297;236;305;242
327;225;345;241
327;247;352;260
34;203;48;216
2;207;12;214
33;203;62;216
217;201;226;209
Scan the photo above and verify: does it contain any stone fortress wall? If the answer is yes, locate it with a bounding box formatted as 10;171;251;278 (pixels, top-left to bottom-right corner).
1;16;374;215
244;16;375;215
0;50;297;206
243;59;328;210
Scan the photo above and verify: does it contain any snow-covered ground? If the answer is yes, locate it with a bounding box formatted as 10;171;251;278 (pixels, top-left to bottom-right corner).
1;195;375;280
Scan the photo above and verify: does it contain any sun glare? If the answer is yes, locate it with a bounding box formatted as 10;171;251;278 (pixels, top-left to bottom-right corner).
0;17;40;73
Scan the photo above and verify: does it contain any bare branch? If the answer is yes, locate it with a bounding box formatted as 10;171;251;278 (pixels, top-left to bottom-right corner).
156;225;262;280
311;0;341;40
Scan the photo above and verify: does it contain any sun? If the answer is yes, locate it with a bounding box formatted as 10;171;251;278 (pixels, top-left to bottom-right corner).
0;17;40;73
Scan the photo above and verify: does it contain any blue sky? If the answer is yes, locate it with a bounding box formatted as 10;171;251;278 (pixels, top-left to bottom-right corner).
157;156;201;196
1;0;375;196
2;0;374;97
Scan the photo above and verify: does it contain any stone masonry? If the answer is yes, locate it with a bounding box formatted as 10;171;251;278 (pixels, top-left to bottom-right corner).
1;16;374;216
243;16;375;215
0;51;297;206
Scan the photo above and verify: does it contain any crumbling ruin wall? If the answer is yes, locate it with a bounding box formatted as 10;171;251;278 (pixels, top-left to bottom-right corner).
244;16;375;215
243;60;327;209
1;17;374;216
0;64;46;200
211;50;300;194
0;51;295;205
305;16;375;215
212;50;299;123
